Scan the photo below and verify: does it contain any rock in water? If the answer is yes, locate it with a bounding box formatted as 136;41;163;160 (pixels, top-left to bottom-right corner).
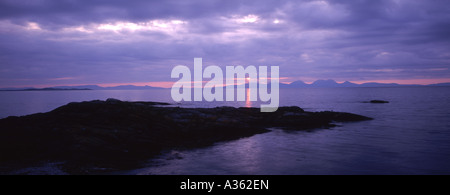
0;99;372;174
370;100;390;104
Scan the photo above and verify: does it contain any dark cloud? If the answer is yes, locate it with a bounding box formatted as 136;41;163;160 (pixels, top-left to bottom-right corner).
0;0;449;87
0;0;283;28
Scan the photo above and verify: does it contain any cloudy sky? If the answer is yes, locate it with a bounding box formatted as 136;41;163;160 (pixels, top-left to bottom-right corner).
1;0;449;88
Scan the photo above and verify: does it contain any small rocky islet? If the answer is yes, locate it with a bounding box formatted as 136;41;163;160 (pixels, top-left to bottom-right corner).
0;98;372;174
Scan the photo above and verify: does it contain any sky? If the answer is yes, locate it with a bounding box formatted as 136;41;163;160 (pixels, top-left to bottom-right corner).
0;0;450;88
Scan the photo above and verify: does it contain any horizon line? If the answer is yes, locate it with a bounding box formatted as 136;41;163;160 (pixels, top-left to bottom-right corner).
2;78;450;89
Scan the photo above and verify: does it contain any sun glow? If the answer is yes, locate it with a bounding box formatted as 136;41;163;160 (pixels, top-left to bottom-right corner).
235;14;259;23
26;22;41;30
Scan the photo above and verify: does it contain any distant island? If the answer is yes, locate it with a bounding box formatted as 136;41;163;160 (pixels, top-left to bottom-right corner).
0;87;92;91
1;80;449;91
0;85;165;91
237;79;450;89
280;79;450;88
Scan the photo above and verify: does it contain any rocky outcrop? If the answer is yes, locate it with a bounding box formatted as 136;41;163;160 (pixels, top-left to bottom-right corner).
369;100;390;104
0;99;372;174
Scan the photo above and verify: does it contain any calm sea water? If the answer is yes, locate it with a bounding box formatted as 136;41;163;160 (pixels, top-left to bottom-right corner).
1;87;450;174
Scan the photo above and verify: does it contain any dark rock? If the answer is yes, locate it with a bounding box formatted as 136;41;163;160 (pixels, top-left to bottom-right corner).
370;100;390;104
277;106;305;113
106;98;122;103
0;100;372;174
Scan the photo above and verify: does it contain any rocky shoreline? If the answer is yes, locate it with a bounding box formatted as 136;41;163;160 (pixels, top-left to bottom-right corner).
0;99;372;174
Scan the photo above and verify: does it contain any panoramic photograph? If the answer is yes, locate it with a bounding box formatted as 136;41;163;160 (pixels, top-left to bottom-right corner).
1;0;450;181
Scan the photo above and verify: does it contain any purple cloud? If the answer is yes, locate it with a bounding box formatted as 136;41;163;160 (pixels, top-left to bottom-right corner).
0;0;449;87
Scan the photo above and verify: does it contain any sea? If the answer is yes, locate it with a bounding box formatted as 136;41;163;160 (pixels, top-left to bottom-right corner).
1;87;450;175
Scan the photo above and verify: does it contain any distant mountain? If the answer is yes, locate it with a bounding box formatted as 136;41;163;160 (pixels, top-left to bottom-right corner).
52;85;105;90
358;82;401;87
101;85;165;90
0;87;91;91
0;85;166;91
286;80;308;88
57;85;166;90
340;81;359;87
278;81;306;88
311;79;340;87
428;82;450;87
280;80;449;88
2;81;449;91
